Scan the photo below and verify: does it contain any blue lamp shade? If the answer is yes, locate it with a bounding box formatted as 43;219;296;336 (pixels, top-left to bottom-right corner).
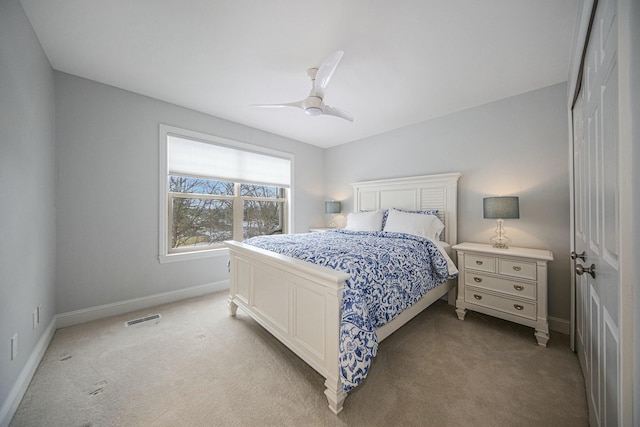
325;201;341;214
483;196;519;248
483;197;519;219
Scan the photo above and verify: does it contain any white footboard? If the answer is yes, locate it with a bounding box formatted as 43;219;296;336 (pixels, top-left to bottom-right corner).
224;173;461;414
225;240;351;414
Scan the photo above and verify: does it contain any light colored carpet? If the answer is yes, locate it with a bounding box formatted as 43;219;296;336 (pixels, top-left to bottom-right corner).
10;291;588;426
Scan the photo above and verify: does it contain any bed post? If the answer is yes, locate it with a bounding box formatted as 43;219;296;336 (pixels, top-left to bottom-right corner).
323;282;346;414
225;240;351;413
324;379;347;415
228;296;238;317
227;256;239;316
447;282;457;306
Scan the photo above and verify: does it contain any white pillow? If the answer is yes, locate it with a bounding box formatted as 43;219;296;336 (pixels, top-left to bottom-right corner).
383;208;445;240
345;210;384;231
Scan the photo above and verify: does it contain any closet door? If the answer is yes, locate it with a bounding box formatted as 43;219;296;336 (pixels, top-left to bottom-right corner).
571;0;621;424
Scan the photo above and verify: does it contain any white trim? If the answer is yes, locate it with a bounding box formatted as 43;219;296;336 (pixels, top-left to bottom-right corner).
159;124;170;262
568;104;576;352
0;317;56;427
56;280;229;328
158;246;229;264
617;2;636;425
0;281;229;426
549;315;571;335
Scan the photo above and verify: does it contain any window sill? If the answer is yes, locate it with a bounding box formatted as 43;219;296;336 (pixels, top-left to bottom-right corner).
158;247;229;264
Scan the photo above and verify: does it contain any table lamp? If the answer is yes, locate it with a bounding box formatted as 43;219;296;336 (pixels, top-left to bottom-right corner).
483;196;519;248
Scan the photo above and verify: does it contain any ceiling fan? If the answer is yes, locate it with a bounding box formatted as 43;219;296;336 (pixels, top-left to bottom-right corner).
252;50;353;122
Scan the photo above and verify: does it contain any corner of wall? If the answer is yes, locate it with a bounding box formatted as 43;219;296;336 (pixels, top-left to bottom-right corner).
0;317;56;427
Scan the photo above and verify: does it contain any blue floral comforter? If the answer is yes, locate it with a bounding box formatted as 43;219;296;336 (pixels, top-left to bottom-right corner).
243;229;458;392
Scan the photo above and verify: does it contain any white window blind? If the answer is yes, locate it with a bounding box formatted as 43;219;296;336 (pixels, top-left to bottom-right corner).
168;135;291;187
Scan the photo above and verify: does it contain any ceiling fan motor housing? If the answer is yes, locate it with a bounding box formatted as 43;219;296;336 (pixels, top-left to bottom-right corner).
303;96;324;115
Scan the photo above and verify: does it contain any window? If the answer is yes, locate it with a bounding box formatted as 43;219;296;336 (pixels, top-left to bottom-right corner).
159;125;292;263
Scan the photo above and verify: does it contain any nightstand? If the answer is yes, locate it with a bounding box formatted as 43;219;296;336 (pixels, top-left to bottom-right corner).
452;242;554;346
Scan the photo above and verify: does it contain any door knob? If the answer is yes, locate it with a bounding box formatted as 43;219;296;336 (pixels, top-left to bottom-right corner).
575;263;596;279
570;251;586;261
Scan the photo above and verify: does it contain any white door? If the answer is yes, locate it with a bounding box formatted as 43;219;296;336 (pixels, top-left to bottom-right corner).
572;0;621;425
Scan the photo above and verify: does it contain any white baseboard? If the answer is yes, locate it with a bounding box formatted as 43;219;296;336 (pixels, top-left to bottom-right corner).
1;281;229;427
0;317;56;427
549;315;571;335
56;280;229;328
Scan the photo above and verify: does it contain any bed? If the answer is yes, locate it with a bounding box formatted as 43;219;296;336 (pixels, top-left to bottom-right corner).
225;172;461;414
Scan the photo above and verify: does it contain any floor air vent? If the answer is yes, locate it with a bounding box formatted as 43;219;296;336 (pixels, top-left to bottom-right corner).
125;313;161;327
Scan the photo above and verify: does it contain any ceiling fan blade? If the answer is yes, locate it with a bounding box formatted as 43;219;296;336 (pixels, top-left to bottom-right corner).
322;104;354;122
314;50;344;97
251;100;304;110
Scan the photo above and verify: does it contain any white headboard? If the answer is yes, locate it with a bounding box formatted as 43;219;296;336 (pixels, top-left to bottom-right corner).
351;173;462;245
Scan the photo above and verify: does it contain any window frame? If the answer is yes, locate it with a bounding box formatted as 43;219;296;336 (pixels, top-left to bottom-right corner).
158;124;294;264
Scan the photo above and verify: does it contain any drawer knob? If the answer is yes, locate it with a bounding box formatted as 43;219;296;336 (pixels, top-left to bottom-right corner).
476;261;483;265
513;266;522;271
514;304;524;311
513;285;524;291
474;277;483;283
474;294;482;300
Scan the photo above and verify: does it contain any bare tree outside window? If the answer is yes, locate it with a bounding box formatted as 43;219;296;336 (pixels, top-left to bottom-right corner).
241;183;284;239
159;125;292;261
168;176;286;253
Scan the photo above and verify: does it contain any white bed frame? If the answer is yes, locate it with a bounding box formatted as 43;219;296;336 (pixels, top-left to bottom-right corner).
225;172;461;414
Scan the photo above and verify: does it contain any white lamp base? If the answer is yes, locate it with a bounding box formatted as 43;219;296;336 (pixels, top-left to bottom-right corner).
489;218;511;249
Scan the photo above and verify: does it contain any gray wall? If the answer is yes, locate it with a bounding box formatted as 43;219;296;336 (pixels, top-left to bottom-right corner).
324;83;572;325
0;0;56;412
54;72;325;314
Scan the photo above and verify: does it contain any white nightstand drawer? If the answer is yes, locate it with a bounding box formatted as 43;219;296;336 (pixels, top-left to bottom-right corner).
498;259;536;281
464;254;495;273
464;273;536;300
464;288;536;320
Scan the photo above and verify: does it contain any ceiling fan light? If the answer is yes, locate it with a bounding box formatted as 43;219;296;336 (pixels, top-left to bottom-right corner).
304;107;323;116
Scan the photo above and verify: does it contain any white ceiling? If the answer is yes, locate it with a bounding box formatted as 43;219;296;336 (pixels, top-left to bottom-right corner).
21;0;580;148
